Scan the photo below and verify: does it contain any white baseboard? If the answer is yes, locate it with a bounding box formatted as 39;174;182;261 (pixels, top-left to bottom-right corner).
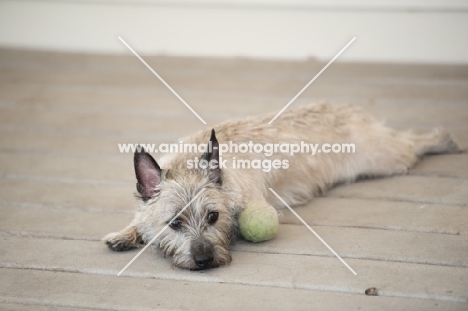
1;0;467;64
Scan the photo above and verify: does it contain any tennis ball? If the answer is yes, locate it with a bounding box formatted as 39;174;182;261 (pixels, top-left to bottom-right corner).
239;202;279;243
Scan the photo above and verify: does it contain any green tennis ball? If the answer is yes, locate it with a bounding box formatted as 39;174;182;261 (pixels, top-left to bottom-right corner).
239;202;279;243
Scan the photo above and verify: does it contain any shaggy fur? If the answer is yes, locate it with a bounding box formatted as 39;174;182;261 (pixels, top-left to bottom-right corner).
103;103;459;270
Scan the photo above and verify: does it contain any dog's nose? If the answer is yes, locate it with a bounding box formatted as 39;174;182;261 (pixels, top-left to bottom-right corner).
194;253;214;269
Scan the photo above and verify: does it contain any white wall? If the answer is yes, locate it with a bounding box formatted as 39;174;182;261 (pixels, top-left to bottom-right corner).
1;0;467;64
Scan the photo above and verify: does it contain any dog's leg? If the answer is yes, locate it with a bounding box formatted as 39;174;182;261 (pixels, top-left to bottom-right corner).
401;128;460;156
356;127;460;179
102;224;143;251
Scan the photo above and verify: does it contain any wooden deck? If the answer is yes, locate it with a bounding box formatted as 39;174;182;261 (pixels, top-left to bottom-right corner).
0;49;467;310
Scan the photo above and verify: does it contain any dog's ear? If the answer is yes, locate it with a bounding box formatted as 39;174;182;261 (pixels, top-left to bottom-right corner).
134;147;161;201
201;129;221;185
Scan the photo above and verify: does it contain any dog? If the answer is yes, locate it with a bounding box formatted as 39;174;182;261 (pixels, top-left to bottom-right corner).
103;102;459;270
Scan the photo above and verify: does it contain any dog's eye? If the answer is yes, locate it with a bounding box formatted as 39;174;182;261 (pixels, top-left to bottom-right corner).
170;219;182;229
207;212;219;224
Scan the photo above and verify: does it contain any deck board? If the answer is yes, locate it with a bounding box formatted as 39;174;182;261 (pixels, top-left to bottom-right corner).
0;48;467;309
3;269;465;311
1;237;467;302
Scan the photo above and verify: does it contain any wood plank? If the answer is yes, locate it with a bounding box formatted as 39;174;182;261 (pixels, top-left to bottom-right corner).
0;127;466;159
1;302;87;311
1;204;466;267
0;180;135;212
1;237;467;302
1;152;467;184
1;98;467;127
0;153;135;183
2;49;468;81
238;225;468;267
2;268;464;311
410;154;468;178
0;177;466;233
2;80;467;100
0;83;366;120
0;83;286;120
327;175;468;206
0;204;131;240
281;198;468;235
0;63;468;90
0;108;204;137
0;129;179;155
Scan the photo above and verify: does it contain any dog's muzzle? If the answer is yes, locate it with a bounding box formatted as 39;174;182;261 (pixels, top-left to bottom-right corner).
193;252;214;269
191;241;214;269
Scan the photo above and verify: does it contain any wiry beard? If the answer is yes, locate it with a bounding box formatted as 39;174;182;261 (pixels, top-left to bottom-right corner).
157;233;233;270
170;244;232;270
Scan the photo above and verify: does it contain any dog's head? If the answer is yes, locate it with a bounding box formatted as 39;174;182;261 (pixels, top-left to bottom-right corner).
133;130;239;270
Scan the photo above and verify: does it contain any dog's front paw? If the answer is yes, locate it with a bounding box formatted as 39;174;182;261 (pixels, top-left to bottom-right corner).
102;231;141;252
